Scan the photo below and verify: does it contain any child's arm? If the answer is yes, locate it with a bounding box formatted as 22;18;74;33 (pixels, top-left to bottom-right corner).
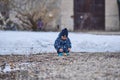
54;38;61;51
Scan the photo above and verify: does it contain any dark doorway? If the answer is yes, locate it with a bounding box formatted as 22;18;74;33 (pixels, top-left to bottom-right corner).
74;0;105;31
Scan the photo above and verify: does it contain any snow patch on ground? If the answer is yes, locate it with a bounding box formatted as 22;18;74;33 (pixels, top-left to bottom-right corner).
0;31;120;55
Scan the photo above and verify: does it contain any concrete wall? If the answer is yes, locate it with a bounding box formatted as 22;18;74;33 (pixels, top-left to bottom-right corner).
61;0;74;31
105;0;120;31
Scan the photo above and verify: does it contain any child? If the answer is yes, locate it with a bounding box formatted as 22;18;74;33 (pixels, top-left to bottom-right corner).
54;28;72;56
37;18;43;30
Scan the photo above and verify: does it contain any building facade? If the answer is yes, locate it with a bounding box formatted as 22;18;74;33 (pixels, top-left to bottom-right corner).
61;0;120;31
0;0;120;31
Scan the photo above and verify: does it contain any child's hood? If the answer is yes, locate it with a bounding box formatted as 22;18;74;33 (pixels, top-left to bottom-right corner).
58;28;68;38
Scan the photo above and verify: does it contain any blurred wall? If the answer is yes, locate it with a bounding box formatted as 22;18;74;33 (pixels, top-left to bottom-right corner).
105;0;120;31
61;0;74;31
61;0;120;31
1;0;120;31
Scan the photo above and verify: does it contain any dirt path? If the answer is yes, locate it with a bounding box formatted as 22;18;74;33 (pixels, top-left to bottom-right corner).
0;52;120;80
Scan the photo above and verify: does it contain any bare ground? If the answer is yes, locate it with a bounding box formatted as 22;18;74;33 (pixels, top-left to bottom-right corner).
0;52;120;80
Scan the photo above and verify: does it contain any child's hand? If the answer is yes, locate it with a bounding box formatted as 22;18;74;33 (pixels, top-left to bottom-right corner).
68;48;71;52
59;48;63;52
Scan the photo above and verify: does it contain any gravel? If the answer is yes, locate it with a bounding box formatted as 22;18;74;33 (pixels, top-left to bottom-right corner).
0;52;120;80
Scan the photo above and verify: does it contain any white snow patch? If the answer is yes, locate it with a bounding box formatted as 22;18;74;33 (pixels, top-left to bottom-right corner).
0;31;120;55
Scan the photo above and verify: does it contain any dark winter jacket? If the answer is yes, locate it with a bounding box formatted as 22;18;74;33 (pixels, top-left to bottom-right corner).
54;28;71;53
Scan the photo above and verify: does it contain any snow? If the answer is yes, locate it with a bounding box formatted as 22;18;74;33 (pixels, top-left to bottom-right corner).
0;31;120;55
2;64;11;73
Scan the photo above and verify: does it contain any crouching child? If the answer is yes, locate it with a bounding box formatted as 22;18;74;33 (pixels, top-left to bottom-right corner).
54;28;72;56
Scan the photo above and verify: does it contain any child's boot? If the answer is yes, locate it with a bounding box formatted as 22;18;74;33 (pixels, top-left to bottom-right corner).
66;53;69;56
58;52;63;56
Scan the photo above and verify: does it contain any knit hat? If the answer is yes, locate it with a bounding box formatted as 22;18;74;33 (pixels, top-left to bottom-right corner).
61;28;68;37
